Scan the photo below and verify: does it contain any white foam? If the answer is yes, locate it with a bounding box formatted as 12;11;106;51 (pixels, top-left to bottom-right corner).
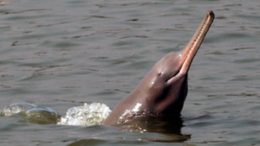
57;102;111;126
119;102;142;123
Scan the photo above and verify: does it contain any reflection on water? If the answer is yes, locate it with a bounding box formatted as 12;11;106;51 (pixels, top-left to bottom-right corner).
0;0;260;145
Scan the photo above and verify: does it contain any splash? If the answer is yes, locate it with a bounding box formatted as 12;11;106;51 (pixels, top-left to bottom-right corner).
57;103;111;126
1;102;111;126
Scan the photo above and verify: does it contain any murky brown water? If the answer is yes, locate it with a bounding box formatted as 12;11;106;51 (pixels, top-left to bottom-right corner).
0;0;260;145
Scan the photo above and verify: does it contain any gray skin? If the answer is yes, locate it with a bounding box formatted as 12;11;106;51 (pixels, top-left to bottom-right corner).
104;11;214;126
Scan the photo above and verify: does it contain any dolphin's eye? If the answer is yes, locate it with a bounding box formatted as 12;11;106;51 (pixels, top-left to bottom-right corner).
157;72;162;77
156;71;170;82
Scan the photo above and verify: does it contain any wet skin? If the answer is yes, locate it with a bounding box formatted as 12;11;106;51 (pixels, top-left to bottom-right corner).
104;11;215;128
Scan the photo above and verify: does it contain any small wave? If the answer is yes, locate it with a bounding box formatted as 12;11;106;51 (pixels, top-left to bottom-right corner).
1;102;111;126
0;102;60;124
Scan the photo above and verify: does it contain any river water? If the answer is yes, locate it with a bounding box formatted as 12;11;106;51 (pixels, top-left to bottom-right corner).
0;0;260;145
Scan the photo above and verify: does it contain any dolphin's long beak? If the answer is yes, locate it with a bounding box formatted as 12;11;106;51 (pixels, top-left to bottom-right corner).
166;10;214;86
180;11;214;74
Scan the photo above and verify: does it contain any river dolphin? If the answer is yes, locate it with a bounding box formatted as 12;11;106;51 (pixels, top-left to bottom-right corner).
104;11;215;128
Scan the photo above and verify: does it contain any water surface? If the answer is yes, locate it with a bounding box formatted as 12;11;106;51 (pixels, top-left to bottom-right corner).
0;0;260;145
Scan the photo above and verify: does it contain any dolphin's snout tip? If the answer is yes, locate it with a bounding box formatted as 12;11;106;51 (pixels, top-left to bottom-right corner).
208;10;215;18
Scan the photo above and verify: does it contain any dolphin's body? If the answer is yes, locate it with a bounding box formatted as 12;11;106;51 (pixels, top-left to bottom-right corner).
104;11;214;128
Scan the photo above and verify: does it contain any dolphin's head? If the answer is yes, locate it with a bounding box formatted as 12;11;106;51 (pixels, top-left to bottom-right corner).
145;52;187;117
144;11;215;118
